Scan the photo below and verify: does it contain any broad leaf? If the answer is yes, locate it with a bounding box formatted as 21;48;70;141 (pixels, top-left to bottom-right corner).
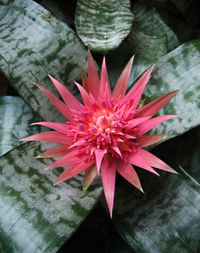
0;96;43;156
145;39;200;137
75;0;134;53
0;0;88;122
0;142;102;252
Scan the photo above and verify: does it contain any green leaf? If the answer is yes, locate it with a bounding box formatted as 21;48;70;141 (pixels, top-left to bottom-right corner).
0;96;43;156
145;39;200;137
0;0;88;122
0;142;102;252
113;168;200;253
105;3;179;86
130;3;179;82
75;0;134;53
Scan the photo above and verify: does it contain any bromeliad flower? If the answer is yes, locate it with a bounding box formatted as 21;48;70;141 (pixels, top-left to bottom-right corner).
22;52;178;217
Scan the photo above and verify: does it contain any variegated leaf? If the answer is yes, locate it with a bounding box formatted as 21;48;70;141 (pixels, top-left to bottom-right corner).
75;0;134;53
146;39;200;137
0;0;88;122
0;142;102;252
0;96;43;156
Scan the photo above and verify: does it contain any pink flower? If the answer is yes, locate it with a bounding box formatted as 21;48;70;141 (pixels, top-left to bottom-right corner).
22;52;178;217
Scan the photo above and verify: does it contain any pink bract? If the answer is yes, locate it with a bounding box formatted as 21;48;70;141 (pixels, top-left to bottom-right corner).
22;51;178;217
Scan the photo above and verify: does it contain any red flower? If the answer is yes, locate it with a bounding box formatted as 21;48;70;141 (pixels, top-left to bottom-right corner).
22;52;178;217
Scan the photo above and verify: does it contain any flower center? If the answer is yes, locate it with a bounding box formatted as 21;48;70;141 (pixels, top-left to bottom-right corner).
68;101;138;162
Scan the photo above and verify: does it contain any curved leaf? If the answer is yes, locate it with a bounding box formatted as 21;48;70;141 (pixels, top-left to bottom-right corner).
0;142;102;252
75;0;134;53
0;96;43;156
0;0;88;122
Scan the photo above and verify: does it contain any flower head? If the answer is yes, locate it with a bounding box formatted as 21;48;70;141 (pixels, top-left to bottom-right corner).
22;51;178;217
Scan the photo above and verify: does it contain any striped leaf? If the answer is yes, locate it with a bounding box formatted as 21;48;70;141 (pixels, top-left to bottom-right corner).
0;96;43;156
0;0;88;122
75;0;134;53
0;142;102;252
145;39;200;137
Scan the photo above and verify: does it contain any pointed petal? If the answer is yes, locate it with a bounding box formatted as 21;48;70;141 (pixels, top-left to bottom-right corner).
35;145;69;158
48;75;83;111
125;116;150;130
128;151;159;176
113;56;134;100
137;148;177;173
116;160;143;191
21;131;72;145
55;160;94;184
31;122;68;135
68;139;86;149
82;165;97;196
99;57;111;100
111;146;122;158
136;90;178;118
95;149;106;175
123;65;154;107
74;81;92;108
44;148;82;170
135;135;165;148
101;158;116;218
34;83;72;120
136;115;179;137
88;50;100;99
81;68;89;92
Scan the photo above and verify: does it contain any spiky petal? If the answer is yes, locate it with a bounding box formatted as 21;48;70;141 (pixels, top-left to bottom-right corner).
23;53;179;217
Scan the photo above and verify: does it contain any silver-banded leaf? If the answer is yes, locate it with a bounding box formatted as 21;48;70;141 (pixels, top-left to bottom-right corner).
145;39;200;137
0;142;102;252
113;168;200;253
75;0;134;53
0;0;88;122
0;96;45;156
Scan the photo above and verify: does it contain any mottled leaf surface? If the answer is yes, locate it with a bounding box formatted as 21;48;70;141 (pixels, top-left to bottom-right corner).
0;0;88;122
145;39;200;137
0;96;44;156
0;142;102;253
75;0;134;53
